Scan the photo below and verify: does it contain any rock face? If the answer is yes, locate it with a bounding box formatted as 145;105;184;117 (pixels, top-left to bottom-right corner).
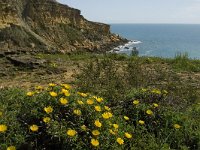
0;0;127;53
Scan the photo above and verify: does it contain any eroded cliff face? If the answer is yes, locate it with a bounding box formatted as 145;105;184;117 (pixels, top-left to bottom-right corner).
0;0;126;53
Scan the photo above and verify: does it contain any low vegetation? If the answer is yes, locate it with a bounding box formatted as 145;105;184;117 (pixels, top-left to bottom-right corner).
0;53;200;150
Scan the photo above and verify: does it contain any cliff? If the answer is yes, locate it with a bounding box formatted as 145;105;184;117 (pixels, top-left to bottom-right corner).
0;0;126;53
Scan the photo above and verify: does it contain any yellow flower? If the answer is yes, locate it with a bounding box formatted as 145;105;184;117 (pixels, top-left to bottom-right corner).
91;139;99;147
87;99;94;105
94;120;102;128
78;92;88;97
73;109;82;116
102;112;113;119
61;88;68;93
0;124;7;132
7;146;16;150
116;138;124;145
43;117;51;123
139;120;145;125
125;132;132;139
104;106;111;111
109;129;116;135
64;91;70;97
94;106;101;112
61;89;70;96
61;84;71;89
49;91;57;97
81;125;87;131
153;103;159;108
0;112;2;116
124;116;129;120
92;130;100;136
26;92;34;96
67;129;77;137
174;124;181;129
35;86;43;90
113;124;119;129
44;106;53;114
96;97;103;103
133;100;139;105
77;100;84;105
59;98;68;105
30;124;39;132
49;83;56;87
146;109;153;115
152;89;161;94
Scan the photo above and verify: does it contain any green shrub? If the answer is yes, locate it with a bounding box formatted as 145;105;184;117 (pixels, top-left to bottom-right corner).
0;84;133;149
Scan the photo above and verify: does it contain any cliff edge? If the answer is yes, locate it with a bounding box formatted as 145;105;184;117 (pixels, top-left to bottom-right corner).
0;0;126;53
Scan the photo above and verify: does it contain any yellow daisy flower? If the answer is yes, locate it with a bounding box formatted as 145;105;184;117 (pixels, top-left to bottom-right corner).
153;103;159;108
174;124;181;129
124;116;129;120
67;129;77;137
113;124;119;129
7;146;16;150
77;92;88;97
116;138;124;145
73;109;82;116
102;112;113;119
133;100;139;105
94;106;101;112
61;84;71;89
152;89;161;94
96;97;103;103
94;120;102;128
44;106;53;114
91;139;99;147
43;117;51;123
139;120;145;125
104;106;111;111
49;83;56;87
87;99;94;105
59;98;68;105
125;132;132;139
30;124;39;132
49;91;57;97
146;109;153;115
77;100;84;105
0;124;7;132
26;92;34;97
92;130;100;136
35;86;43;90
109;129;116;135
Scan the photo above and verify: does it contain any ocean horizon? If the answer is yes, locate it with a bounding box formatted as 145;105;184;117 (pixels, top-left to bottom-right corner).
110;24;200;59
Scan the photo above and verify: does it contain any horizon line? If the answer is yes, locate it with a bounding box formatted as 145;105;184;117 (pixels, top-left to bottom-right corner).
107;23;200;25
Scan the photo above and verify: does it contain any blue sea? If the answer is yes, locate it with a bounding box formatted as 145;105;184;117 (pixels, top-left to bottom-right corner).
111;24;200;59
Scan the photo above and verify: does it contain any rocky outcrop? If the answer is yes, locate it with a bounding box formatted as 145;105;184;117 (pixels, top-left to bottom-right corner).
0;0;127;53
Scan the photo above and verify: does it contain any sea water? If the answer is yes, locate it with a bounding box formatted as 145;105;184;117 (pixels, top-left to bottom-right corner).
111;24;200;59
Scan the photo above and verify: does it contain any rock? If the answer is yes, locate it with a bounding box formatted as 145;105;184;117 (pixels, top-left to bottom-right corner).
5;54;46;69
0;0;127;53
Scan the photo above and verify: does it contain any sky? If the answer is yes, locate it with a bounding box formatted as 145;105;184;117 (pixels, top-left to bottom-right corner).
57;0;200;24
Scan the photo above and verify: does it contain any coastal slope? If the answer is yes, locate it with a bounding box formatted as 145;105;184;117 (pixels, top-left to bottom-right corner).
0;0;126;53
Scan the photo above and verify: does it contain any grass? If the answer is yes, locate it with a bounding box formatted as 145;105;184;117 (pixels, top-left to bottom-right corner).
0;53;200;149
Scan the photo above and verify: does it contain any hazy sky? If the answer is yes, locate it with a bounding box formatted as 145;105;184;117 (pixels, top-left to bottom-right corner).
57;0;200;24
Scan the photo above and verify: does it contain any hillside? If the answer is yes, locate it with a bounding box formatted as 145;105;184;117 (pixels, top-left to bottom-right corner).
0;0;126;53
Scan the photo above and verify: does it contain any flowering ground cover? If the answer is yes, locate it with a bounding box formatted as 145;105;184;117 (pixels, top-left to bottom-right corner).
0;53;200;149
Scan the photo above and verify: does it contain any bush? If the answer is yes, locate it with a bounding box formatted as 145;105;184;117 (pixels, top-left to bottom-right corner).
0;84;199;149
0;84;133;149
122;88;200;149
